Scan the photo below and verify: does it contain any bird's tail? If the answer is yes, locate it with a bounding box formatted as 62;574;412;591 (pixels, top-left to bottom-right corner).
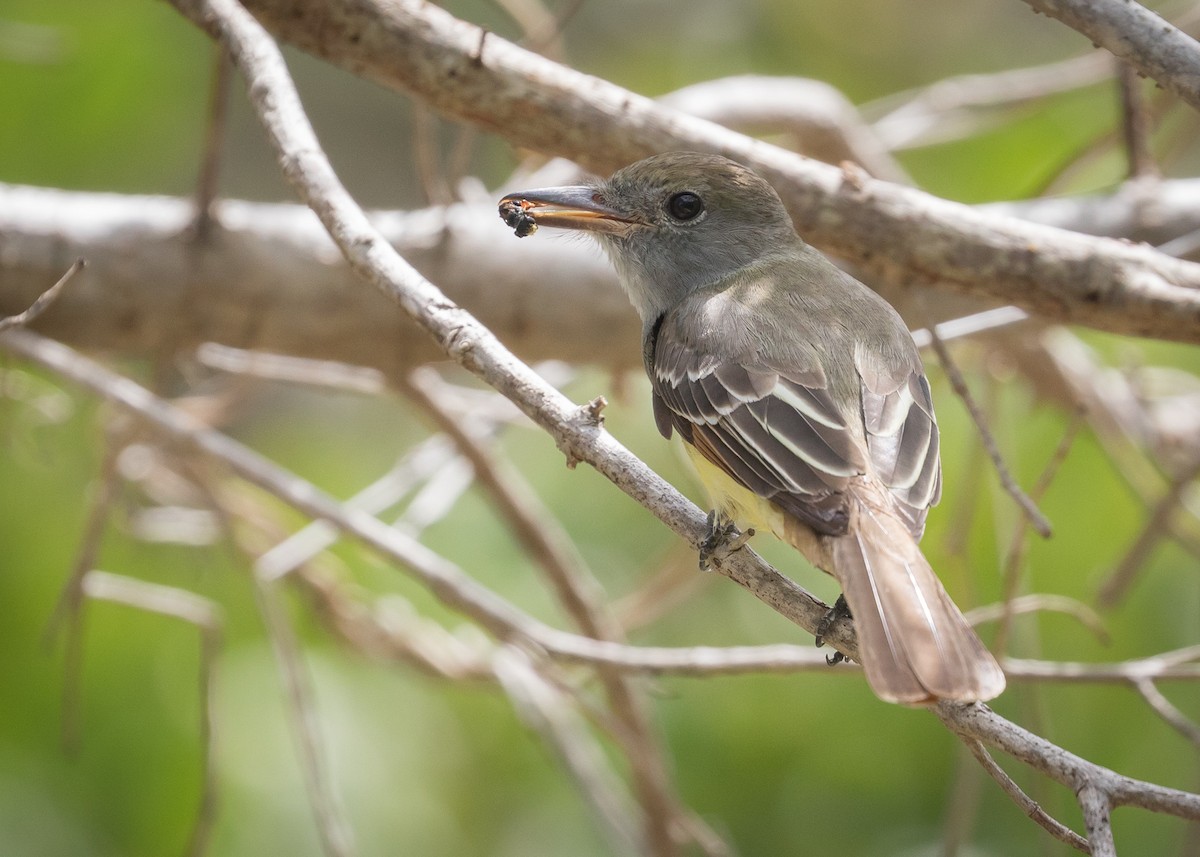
828;499;1006;705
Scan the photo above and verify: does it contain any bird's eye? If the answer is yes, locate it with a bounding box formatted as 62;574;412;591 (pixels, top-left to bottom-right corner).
667;191;704;221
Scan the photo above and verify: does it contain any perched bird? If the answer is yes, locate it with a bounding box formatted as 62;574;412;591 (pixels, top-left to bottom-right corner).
499;152;1005;705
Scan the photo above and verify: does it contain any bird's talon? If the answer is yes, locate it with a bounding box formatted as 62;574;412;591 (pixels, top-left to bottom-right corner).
816;595;854;643
698;511;749;571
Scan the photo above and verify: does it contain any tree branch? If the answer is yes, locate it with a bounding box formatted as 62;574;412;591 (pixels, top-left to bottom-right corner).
19;2;1196;852
171;0;1200;344
0;184;637;378
5;178;1200;374
1021;0;1200;114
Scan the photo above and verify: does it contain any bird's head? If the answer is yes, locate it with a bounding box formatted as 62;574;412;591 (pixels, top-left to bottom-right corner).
499;152;801;324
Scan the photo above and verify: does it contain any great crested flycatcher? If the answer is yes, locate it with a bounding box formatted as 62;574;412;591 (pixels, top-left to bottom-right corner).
499;152;1005;705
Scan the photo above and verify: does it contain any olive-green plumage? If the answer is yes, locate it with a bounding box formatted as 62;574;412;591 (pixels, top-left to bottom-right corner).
500;152;1005;704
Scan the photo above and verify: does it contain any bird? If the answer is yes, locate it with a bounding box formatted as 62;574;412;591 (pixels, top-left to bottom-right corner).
498;152;1005;705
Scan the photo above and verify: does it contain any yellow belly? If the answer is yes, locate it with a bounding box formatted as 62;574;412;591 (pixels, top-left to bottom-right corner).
683;442;833;573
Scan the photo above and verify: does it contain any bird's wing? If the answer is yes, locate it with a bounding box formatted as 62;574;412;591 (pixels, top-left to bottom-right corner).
650;316;942;540
856;346;943;538
650;327;866;535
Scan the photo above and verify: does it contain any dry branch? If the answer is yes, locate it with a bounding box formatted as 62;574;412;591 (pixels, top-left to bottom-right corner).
11;325;1200;852
187;0;1200;344
150;4;1200;847
5;178;1200;375
78;571;223;857
10;0;1200;853
0;257;84;333
1021;0;1200;113
0;185;636;378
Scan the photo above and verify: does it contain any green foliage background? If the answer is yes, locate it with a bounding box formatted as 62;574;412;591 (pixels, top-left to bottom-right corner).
3;1;1200;855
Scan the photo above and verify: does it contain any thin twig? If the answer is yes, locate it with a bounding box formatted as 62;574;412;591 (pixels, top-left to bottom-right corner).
197;344;387;395
0;258;85;333
523;0;588;57
192;47;233;240
940;740;985;857
963;738;1091;853
44;428;125;643
1132;678;1200;748
45;428;126;755
1116;61;1159;181
256;436;466;581
80;570;224;857
968;592;1109;645
1098;448;1200;607
253;573;356;857
866;51;1112;149
909;306;1030;350
493;647;645;855
405;366;699;857
412;104;453;206
926;323;1054;538
994;407;1085;655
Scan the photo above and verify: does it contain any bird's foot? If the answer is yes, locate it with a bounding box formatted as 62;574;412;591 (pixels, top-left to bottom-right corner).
814;594;853;665
698;510;753;571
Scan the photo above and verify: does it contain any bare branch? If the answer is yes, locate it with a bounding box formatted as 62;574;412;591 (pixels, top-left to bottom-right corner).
192;47;233;240
1021;0;1200;114
967;593;1109;645
0;257;84;333
190;0;1200;344
1005;646;1200;684
20;3;1200;850
1116;61;1159;181
867;51;1113;149
8;180;1200;374
963;739;1091;853
0;186;637;377
252;573;355;857
659;76;910;182
404;366;697;857
938;701;1200;822
1098;449;1200;607
1132;678;1200;747
1077;784;1115;857
925;323;1053;537
79;570;223;857
197;344;388;395
493;647;646;856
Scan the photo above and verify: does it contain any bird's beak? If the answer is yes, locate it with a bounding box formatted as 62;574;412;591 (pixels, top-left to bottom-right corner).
499;186;636;237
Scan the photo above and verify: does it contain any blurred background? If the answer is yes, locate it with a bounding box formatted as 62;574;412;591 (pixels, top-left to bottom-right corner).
4;1;1200;855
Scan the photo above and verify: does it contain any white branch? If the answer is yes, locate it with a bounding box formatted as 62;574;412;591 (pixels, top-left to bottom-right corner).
201;0;1200;344
1021;0;1200;113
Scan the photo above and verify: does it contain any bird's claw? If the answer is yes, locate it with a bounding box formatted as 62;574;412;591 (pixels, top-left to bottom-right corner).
814;594;853;665
698;510;753;571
